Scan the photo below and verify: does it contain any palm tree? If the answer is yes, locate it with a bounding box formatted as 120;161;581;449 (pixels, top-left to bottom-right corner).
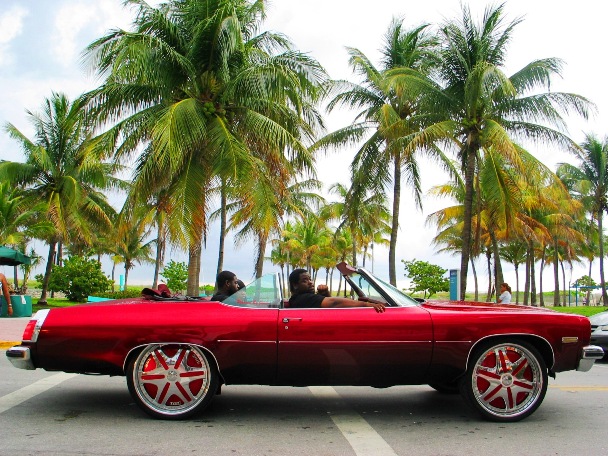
124;182;187;289
500;241;526;303
0;182;53;250
281;216;330;274
557;134;608;305
413;4;592;299
0;183;54;288
317;18;441;285
1;92;124;304
113;210;156;290
321;182;391;269
83;0;327;295
227;172;323;278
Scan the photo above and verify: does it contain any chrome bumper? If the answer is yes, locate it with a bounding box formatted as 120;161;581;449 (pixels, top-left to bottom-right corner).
577;345;605;372
5;346;36;370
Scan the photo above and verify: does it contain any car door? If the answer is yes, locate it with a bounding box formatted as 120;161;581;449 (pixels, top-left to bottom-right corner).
212;273;282;385
276;305;433;386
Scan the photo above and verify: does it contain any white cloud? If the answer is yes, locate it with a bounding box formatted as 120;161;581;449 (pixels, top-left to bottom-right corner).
0;6;28;66
52;0;134;67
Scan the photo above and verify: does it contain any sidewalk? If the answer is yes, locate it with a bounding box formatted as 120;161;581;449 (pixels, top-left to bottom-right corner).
0;316;30;350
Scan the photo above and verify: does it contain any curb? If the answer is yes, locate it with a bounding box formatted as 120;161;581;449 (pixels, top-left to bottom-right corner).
0;341;19;350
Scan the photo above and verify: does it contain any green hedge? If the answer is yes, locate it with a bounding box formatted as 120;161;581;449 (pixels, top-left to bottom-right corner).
93;289;144;299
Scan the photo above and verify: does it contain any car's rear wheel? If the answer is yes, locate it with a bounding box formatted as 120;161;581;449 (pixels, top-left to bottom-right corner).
460;339;548;422
127;344;218;420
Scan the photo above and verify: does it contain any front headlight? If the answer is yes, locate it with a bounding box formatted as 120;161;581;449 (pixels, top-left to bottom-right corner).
598;325;608;331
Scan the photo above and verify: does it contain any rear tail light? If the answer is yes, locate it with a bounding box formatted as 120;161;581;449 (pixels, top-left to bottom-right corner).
22;309;50;342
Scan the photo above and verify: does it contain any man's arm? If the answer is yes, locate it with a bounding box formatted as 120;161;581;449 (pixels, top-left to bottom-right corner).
320;296;386;313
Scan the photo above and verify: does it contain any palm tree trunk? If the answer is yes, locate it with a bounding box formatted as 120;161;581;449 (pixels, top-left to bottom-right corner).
124;266;130;290
187;241;202;296
514;265;520;304
351;222;358;269
598;213;608;305
111;261;116;292
13;265;19;291
389;153;401;286
255;233;268;278
539;247;545;307
553;242;560;306
524;241;531;305
152;227;166;288
560;260;567;306
38;241;57;305
472;258;478;301
57;241;63;266
530;246;537;307
490;231;503;289
459;148;476;300
485;249;492;301
217;183;227;276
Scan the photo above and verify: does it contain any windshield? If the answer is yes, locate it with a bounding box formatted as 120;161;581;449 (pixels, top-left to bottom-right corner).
221;274;282;308
351;271;419;307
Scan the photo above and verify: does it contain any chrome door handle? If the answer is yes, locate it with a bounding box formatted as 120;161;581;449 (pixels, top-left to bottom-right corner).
282;317;303;323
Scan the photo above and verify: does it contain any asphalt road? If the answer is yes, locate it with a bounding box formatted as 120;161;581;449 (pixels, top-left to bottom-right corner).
1;353;607;456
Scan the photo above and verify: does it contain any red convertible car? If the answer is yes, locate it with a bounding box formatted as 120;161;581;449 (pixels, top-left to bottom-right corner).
6;263;604;422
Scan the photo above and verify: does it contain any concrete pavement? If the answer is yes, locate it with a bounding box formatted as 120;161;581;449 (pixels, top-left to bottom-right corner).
0;316;30;349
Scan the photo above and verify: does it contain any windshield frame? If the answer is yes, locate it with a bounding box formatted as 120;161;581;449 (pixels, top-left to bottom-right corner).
352;267;420;307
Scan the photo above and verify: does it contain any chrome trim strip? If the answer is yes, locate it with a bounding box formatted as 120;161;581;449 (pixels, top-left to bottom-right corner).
277;340;432;344
217;340;277;344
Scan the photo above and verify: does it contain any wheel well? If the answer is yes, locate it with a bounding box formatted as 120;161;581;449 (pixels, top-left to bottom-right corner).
123;343;226;385
468;334;555;371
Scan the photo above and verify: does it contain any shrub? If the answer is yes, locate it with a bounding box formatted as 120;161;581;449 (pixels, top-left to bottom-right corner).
160;260;188;293
402;259;449;299
37;256;113;302
200;284;215;296
94;289;144;299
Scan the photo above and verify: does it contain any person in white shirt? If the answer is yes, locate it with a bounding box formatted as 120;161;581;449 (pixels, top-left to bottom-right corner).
497;283;512;304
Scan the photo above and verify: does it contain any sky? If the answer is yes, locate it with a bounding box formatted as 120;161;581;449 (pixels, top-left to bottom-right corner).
1;0;607;293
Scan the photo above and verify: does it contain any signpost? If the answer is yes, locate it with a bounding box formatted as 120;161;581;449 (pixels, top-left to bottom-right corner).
449;269;460;301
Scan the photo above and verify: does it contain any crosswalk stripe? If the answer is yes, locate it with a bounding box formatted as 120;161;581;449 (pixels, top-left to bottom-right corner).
309;386;398;456
0;373;76;414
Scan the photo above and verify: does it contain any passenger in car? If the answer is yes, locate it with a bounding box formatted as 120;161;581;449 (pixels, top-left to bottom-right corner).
234;280;247;302
211;270;240;302
288;269;385;313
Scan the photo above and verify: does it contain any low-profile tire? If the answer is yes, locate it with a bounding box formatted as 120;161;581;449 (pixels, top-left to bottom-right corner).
127;344;219;420
460;339;548;422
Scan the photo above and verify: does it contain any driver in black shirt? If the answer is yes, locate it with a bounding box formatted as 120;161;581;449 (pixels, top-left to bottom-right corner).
288;269;385;313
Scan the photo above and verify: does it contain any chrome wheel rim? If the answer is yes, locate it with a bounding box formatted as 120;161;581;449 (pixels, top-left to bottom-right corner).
471;343;543;419
132;344;211;417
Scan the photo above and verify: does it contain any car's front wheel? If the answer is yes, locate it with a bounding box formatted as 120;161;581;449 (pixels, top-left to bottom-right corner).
460;339;548;422
127;344;218;419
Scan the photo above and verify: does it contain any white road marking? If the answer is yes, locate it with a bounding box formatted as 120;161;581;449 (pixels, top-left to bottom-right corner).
0;373;76;414
309;386;398;456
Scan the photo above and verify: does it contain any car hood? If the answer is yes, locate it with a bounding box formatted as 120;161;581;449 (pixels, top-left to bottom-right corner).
421;300;557;313
589;311;608;325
